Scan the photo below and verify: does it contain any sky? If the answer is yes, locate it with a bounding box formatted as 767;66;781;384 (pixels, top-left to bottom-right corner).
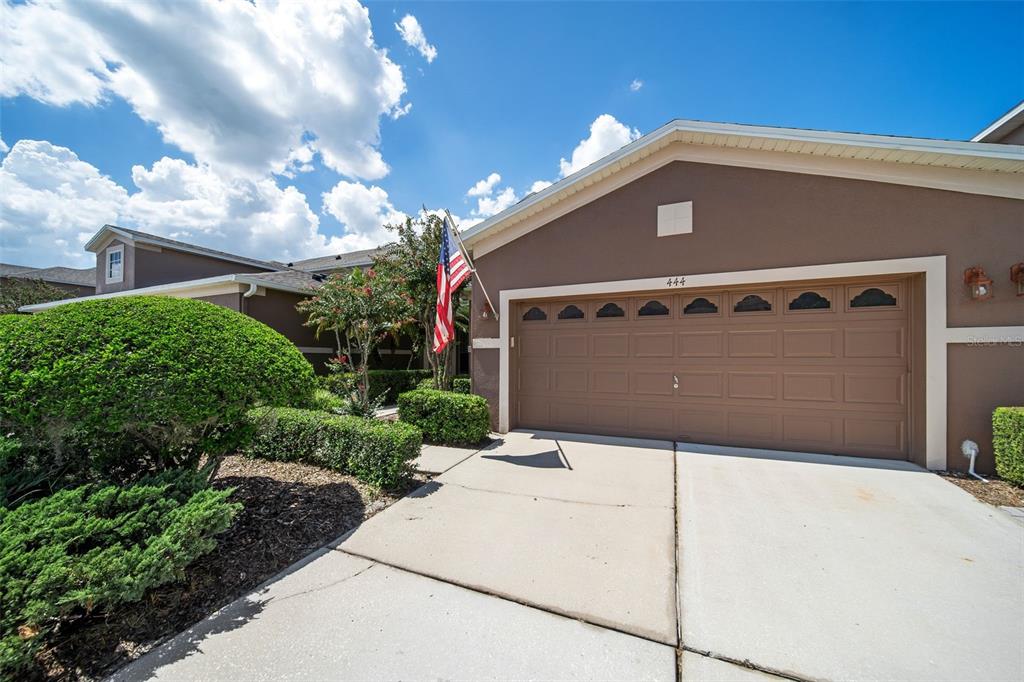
1;0;1022;268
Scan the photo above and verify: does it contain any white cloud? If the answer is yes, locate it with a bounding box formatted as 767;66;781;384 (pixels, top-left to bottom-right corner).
559;114;641;177
321;180;408;252
0;140;129;266
1;0;408;180
0;139;353;267
395;14;437;63
466;172;501;197
474;186;517;218
528;180;552;194
630;78;643;92
0;136;7;154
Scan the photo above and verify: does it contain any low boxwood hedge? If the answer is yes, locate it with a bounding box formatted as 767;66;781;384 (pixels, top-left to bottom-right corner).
0;469;239;675
242;408;422;488
323;369;433;404
993;407;1024;485
308;388;346;413
416;375;471;394
397;389;490;446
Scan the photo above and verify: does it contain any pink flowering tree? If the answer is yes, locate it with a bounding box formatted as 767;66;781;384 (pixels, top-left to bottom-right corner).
298;267;413;413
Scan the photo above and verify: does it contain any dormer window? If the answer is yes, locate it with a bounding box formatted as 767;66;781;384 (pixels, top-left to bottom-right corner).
106;245;124;284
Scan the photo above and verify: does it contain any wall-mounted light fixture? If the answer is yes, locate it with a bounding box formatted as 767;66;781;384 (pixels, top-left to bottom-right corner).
1011;262;1024;297
480;300;493;319
964;266;993;301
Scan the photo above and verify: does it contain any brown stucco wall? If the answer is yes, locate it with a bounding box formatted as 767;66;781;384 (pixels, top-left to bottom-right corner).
95;240;272;294
196;292;242;311
947;343;1024;472
470;160;1024;470
133;245;270;288
242;289;335;370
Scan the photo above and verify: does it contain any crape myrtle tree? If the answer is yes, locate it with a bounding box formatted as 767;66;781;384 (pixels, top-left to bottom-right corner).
372;213;470;390
298;267;414;415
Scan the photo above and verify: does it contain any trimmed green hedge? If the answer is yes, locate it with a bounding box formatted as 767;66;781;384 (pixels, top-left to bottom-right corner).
0;469;240;675
397;389;490;446
416;375;471;393
993;407;1024;485
242;408;422;488
323;369;433;404
0;297;315;488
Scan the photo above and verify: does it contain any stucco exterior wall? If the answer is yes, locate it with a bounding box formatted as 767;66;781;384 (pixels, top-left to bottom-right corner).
469;160;1024;471
133;245;269;288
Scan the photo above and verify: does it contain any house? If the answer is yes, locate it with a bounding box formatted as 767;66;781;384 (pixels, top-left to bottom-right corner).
462;103;1024;473
19;225;385;370
1;262;96;297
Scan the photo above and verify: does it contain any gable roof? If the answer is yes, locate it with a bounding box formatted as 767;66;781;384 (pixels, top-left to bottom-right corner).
11;266;96;287
972;100;1024;143
287;247;381;272
0;263;39;277
85;225;284;271
461;118;1024;253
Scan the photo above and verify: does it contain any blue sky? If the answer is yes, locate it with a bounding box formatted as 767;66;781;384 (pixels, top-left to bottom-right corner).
1;1;1021;268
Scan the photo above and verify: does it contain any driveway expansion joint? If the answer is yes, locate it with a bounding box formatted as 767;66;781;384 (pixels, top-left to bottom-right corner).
679;644;817;682
336;546;679;649
441;480;673;510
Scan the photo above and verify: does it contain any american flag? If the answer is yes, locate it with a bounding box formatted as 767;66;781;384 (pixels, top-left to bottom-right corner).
432;217;471;353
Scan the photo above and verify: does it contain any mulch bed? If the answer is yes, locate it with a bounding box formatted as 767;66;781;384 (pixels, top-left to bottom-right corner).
938;471;1024;507
34;456;424;681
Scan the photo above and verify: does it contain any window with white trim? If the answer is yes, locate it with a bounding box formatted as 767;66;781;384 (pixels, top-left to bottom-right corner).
106;245;124;284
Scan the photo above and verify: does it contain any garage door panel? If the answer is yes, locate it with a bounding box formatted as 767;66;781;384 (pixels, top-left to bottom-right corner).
843;372;905;406
678;331;724;357
592;333;630;357
844;417;905;457
728;329;777;358
782;414;839;447
727;371;777;400
633;332;675;358
677;409;726;440
844;326;905;359
519;367;550;393
552;368;588;393
550;402;589;428
591;369;630;394
727;411;778;441
514;277;913;459
783;328;839;358
633;370;673;396
630;405;676;435
782;372;839;402
519;335;550;358
677;371;724;398
554;334;588;358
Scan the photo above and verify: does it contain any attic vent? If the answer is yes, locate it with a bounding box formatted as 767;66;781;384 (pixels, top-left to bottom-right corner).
657;201;693;237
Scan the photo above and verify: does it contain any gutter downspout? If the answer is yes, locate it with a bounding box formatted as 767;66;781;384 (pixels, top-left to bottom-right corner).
241;281;258;315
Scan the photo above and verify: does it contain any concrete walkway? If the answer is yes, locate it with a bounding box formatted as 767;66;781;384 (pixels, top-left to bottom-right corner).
117;433;1024;681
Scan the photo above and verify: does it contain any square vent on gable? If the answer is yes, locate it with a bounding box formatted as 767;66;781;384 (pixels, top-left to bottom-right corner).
657;201;693;237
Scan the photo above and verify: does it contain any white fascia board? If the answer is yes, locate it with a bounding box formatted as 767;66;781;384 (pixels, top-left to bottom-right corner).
18;275;244;312
234;275;317;297
971;101;1024;142
84;225;279;271
461;119;1024;248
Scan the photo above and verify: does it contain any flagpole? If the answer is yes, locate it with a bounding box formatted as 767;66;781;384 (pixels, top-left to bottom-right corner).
443;208;499;321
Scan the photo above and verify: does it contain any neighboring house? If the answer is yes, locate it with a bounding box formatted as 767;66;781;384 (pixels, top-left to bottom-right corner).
462;104;1024;473
19;225;393;370
1;262;97;297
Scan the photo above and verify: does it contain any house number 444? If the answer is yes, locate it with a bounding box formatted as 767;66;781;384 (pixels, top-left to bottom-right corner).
665;276;686;287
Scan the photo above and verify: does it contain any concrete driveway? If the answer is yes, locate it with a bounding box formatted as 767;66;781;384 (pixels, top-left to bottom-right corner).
677;444;1024;682
118;431;1023;681
339;430;679;645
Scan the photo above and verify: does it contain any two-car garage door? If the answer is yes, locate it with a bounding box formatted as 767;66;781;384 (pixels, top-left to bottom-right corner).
513;277;915;459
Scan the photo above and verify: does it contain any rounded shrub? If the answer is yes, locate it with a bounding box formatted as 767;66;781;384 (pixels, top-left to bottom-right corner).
397;389;491;446
0;297;316;485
